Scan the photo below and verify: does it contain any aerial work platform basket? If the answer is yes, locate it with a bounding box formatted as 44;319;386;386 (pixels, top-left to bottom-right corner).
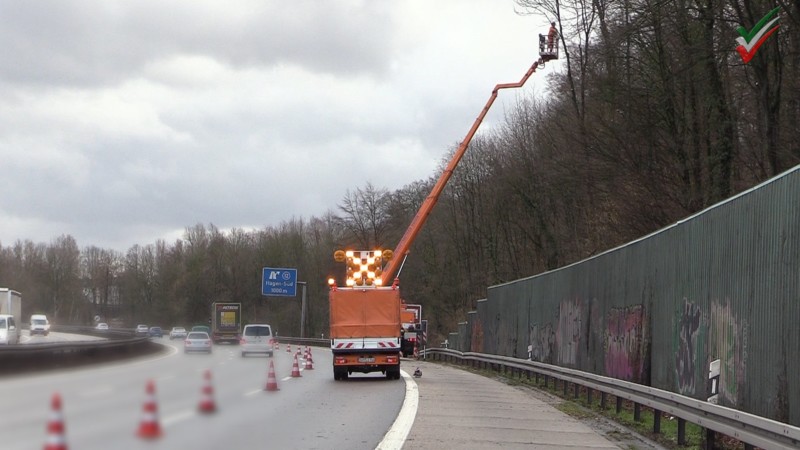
538;34;559;62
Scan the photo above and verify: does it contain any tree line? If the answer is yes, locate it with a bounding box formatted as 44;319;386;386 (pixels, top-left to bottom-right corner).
1;0;797;343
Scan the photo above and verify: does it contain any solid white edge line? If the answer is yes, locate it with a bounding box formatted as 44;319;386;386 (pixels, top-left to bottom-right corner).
375;370;418;450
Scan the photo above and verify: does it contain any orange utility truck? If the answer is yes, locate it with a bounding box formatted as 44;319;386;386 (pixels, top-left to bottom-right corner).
329;250;402;380
328;53;553;381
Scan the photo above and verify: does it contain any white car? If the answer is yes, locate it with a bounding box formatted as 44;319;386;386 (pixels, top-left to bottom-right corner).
240;324;274;357
169;327;187;340
135;324;149;336
184;332;213;354
95;322;109;331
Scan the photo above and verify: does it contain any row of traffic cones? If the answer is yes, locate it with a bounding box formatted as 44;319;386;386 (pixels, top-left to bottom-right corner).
44;347;317;447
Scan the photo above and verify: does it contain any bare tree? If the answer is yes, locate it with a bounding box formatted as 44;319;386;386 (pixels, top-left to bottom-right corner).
336;182;391;248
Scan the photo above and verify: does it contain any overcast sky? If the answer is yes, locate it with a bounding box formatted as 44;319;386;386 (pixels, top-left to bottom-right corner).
0;1;555;252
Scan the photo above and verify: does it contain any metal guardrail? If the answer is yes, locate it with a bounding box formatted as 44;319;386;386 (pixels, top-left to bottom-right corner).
423;348;800;449
0;325;158;374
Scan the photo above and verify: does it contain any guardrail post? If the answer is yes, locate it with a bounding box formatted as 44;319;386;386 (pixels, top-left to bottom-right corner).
634;403;641;421
705;428;716;450
563;380;568;396
615;396;622;414
600;392;607;409
587;387;593;406
574;383;579;399
653;409;661;434
678;418;686;445
526;369;531;381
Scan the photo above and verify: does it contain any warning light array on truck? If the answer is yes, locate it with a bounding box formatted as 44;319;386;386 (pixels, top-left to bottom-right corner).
330;249;393;288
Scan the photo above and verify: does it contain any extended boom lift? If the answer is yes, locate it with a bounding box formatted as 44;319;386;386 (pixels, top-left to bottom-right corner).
328;44;557;380
381;52;557;286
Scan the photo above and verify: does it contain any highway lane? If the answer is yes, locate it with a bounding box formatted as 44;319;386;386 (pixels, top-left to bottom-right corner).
0;339;407;449
20;329;106;344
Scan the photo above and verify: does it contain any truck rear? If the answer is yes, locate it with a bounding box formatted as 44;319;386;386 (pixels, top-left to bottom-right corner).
401;304;422;357
211;302;242;344
329;250;402;380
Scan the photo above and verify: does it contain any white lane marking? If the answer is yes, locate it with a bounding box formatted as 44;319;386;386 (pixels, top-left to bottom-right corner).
375;370;418;450
244;389;264;397
162;409;196;426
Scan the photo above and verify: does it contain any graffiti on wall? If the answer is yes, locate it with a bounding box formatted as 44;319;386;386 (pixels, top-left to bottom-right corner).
528;323;555;363
674;299;703;395
556;299;583;365
604;304;647;382
710;299;746;406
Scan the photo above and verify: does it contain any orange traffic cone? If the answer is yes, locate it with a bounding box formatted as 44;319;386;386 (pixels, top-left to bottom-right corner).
291;354;302;377
198;369;217;414
137;380;162;439
44;393;67;450
286;343;291;353
265;360;280;391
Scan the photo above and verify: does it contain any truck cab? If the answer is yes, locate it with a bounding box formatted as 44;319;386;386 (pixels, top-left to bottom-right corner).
0;314;20;345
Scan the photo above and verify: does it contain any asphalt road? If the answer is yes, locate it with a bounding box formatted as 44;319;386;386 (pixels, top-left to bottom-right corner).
3;335;662;449
0;339;406;450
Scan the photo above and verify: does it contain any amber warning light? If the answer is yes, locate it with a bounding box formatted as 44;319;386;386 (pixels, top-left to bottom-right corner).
332;249;393;287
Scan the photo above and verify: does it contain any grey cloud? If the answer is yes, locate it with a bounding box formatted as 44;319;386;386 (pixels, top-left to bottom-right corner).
0;1;395;88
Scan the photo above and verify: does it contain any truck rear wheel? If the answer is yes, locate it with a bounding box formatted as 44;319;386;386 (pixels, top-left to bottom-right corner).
386;367;401;380
334;368;349;381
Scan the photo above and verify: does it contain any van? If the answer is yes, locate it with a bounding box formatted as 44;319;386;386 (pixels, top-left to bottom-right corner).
30;314;50;336
0;314;20;345
240;324;273;357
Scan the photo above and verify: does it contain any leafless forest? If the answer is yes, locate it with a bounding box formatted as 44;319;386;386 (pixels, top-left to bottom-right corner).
1;0;798;343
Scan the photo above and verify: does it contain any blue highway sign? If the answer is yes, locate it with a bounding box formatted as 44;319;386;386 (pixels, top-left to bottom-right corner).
262;267;297;297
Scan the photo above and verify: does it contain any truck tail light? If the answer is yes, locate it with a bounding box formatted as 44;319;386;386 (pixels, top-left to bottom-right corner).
386;355;398;364
334;356;347;365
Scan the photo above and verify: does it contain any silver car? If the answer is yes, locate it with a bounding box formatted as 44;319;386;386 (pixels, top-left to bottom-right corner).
240;324;273;357
184;331;212;354
169;326;187;340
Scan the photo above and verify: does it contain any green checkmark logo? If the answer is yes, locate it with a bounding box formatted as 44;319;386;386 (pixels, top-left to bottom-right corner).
735;7;781;64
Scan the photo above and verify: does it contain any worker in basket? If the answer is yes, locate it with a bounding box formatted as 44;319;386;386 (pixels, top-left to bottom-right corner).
547;22;557;52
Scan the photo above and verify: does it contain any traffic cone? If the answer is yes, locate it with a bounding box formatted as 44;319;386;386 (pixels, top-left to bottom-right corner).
304;353;314;370
44;393;67;450
265;360;280;391
198;369;217;414
137;380;162;439
286;343;291;353
291;354;302;377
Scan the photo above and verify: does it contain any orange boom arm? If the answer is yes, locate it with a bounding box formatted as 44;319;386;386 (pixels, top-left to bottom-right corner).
380;58;547;285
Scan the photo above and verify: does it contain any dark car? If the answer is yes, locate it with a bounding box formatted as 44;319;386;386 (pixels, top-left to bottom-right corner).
191;325;211;335
148;326;163;338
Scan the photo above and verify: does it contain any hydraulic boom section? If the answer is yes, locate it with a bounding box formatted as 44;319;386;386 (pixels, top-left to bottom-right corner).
380;57;552;285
